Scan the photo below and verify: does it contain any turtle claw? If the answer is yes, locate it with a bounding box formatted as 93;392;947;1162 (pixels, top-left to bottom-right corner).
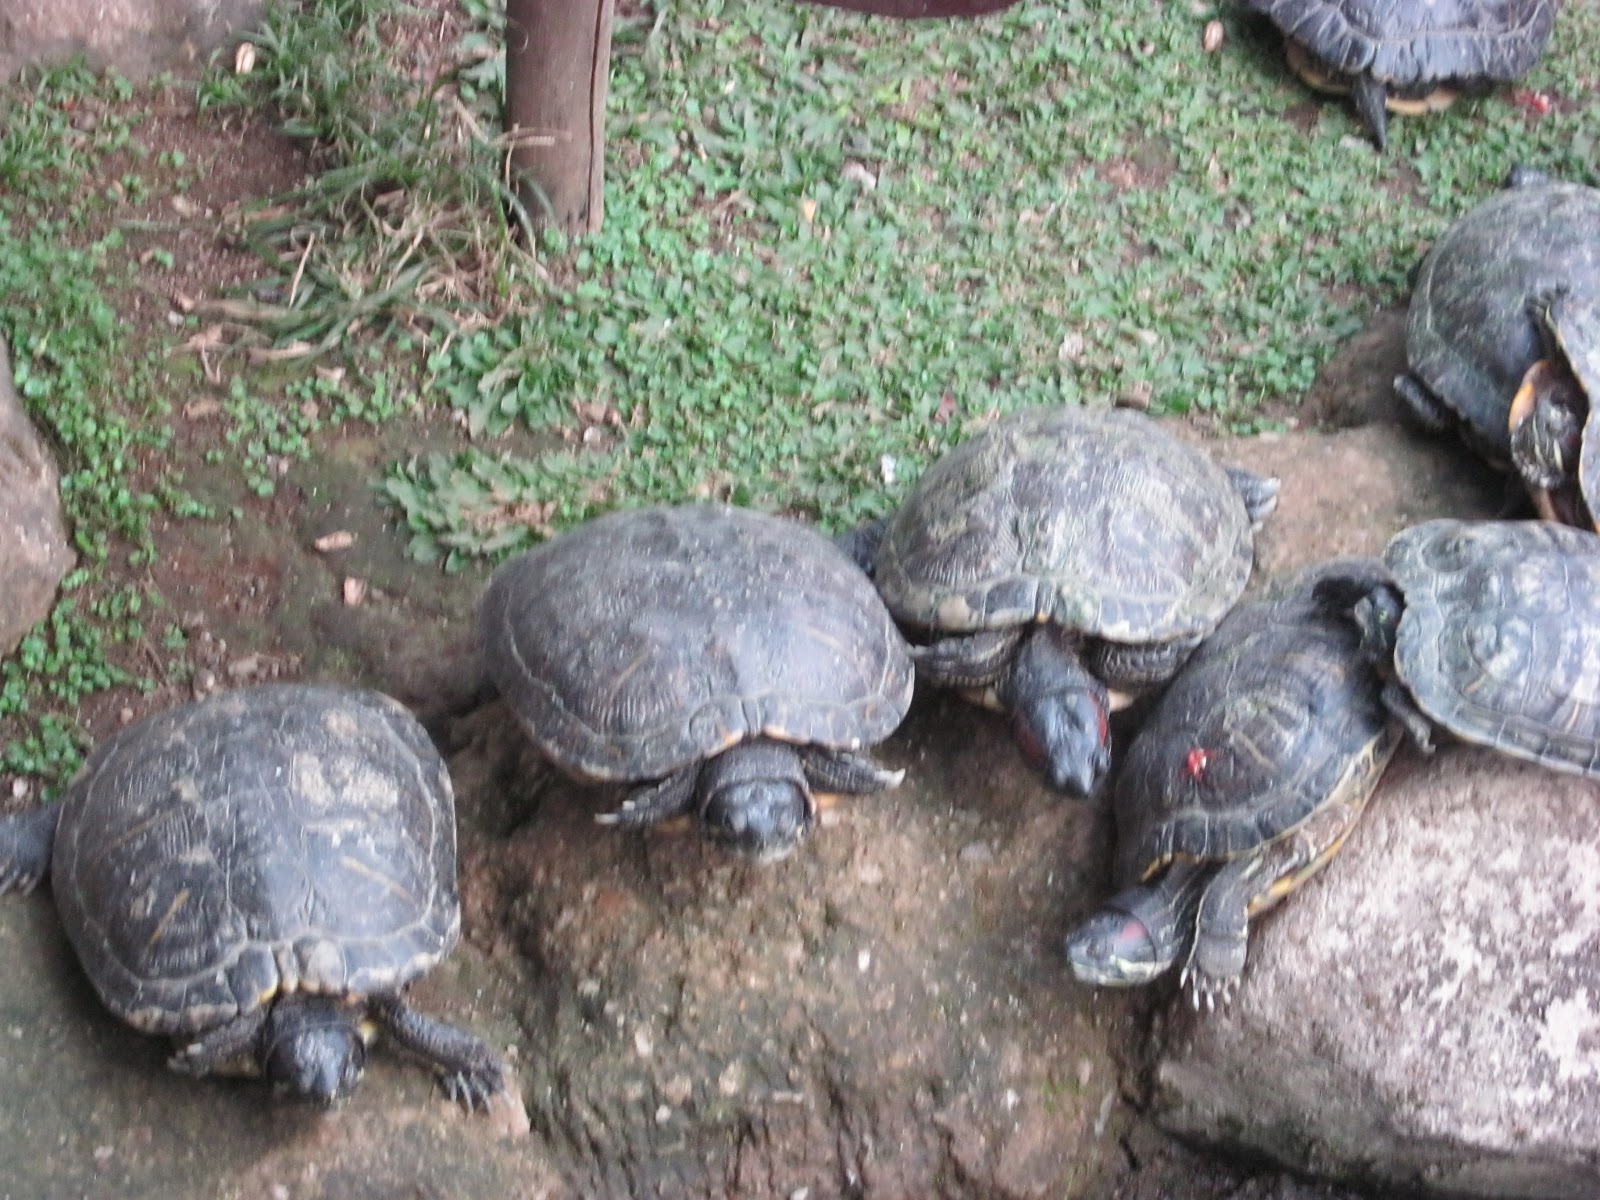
441;1065;505;1112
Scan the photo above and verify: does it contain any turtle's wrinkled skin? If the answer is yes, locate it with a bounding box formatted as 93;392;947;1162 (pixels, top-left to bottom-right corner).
1317;519;1600;777
865;405;1276;797
1242;0;1557;149
1064;569;1400;1009
0;684;505;1109
1398;175;1600;469
479;503;914;861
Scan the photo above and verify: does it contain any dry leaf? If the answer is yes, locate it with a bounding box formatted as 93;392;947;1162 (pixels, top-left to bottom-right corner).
800;197;818;224
234;42;257;75
342;577;367;606
1202;20;1225;53
313;531;356;553
183;398;222;419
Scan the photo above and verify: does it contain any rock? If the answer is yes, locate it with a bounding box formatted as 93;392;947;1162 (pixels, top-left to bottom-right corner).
0;337;74;657
446;694;1137;1200
1148;748;1600;1199
0;0;264;82
1232;421;1503;579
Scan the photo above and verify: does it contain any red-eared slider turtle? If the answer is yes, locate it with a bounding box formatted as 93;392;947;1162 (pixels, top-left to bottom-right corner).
1397;171;1600;473
0;684;505;1108
1241;0;1558;149
1316;519;1600;775
1508;287;1600;529
1064;568;1400;1008
852;406;1278;797
478;503;914;861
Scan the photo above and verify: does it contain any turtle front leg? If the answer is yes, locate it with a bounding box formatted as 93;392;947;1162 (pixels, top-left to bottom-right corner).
168;1009;269;1077
0;804;61;895
1224;466;1280;527
370;994;507;1111
798;746;904;794
595;765;700;828
1393;372;1455;435
1085;635;1202;695
833;516;890;576
1181;855;1264;1012
1379;679;1436;753
911;627;1024;690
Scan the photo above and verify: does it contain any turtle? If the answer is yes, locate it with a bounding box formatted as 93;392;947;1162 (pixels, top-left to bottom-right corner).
1063;567;1401;1009
850;405;1279;797
1507;286;1600;529
1396;171;1600;472
476;503;914;861
1315;518;1600;776
0;684;505;1109
1240;0;1559;150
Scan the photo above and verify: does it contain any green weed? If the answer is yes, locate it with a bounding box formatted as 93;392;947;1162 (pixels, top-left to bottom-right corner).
384;0;1600;561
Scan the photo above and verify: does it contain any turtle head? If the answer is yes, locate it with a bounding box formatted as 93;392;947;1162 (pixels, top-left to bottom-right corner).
1003;627;1112;797
262;996;368;1105
697;742;814;862
1509;362;1583;492
1349;583;1405;664
1012;689;1112;797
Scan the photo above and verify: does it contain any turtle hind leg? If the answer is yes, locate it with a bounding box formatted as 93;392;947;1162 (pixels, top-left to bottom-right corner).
0;804;62;895
1351;72;1390;150
371;995;508;1111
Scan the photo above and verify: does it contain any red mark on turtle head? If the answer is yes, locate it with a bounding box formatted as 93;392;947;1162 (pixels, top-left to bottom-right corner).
1184;747;1211;780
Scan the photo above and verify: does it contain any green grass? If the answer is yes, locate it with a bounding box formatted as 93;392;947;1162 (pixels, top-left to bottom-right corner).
0;66;169;784
376;0;1600;567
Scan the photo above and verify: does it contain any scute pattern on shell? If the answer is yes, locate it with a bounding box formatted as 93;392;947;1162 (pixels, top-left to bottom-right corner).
872;406;1254;644
51;684;460;1035
1113;573;1399;885
479;504;915;781
1387;520;1600;777
1407;181;1600;460
1241;0;1556;85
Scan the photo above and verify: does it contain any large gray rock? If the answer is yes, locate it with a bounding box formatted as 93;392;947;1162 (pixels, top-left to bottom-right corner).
0;338;74;656
0;0;263;81
1150;748;1600;1198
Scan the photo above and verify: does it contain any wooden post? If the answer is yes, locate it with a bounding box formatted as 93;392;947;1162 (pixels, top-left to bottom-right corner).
504;0;614;236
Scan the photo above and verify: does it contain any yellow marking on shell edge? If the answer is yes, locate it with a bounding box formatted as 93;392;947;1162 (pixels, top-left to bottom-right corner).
1282;40;1456;113
146;888;191;951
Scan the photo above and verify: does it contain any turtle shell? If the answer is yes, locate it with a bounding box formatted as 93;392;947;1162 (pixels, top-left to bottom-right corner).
1242;0;1556;89
51;684;459;1036
1385;519;1600;775
478;503;914;781
1112;568;1400;886
1406;180;1600;461
872;406;1255;645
